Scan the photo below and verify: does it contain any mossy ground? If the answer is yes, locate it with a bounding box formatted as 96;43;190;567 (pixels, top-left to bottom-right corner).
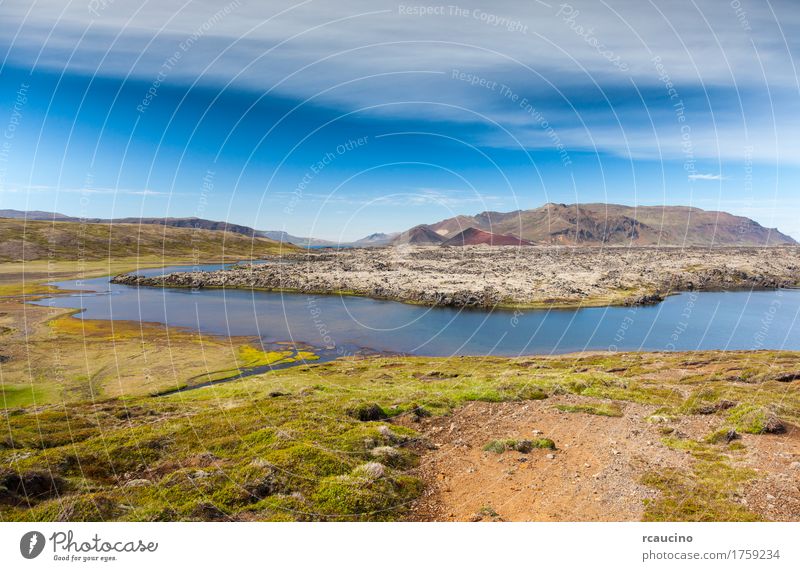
642;435;760;521
2;350;797;522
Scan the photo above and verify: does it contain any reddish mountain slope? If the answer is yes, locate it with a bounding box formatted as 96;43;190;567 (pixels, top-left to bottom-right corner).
440;227;534;246
393;225;445;245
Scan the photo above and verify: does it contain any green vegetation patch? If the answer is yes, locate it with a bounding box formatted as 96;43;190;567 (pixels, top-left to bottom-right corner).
643;436;759;521
554;402;623;417
0;384;49;409
2;351;798;522
726;404;785;434
482;438;555;454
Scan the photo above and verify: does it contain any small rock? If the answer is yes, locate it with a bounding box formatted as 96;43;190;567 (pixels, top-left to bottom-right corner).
546;453;556;460
764;417;786;434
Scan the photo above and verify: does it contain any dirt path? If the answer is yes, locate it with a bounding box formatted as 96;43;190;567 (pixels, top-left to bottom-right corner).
405;396;800;521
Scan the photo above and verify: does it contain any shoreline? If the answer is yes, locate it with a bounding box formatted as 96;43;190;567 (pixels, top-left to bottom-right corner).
112;245;800;310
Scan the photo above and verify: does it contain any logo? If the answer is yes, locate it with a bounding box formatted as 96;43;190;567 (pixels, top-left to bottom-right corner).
20;531;46;559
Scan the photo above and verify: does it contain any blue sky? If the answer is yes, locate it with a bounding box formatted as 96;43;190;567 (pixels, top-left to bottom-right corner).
1;0;799;241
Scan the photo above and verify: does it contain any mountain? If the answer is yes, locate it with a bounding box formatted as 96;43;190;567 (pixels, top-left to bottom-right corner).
350;232;400;247
0;209;72;220
107;217;260;236
0;210;331;247
441;227;534;247
420;203;797;247
4;204;795;249
392;224;445;245
0;210;259;234
261;230;337;247
0;218;291;262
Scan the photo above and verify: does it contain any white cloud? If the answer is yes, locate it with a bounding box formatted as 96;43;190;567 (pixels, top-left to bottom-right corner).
1;185;172;196
688;173;726;181
3;0;800;163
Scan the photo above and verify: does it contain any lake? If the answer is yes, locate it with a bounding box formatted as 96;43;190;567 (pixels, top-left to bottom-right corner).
33;264;800;357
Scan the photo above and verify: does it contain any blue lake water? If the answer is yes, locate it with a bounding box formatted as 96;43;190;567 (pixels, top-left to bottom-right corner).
33;264;800;356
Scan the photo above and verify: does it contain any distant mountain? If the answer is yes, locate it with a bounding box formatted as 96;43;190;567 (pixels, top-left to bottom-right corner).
0;209;72;220
110;217;260;236
0;210;259;234
392;225;445;245
441;227;534;246
4;204;795;249
261;230;337;248
350;232;400;247
0;210;332;247
416;203;797;247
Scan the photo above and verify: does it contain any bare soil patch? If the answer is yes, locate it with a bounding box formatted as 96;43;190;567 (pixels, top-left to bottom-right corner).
405;396;800;521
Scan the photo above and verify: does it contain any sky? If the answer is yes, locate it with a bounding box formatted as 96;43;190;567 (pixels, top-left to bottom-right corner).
0;0;799;241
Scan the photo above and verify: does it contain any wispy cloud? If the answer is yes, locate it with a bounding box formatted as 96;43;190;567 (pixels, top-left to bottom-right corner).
263;188;506;208
3;0;800;163
688;173;727;181
0;185;173;196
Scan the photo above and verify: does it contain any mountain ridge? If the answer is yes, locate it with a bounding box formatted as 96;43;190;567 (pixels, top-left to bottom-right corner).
418;203;796;247
2;204;796;247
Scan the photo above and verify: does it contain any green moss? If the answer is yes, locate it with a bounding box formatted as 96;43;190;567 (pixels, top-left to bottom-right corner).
312;465;422;521
704;428;739;445
643;435;759;521
0;384;48;408
346;403;388;421
554;402;623;417
727;404;771;434
641;461;759;522
483;438;555;453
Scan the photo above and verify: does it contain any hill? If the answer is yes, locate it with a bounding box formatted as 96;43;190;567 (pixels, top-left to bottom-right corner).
350;232;400;247
0;209;330;247
0;218;292;262
0;209;73;220
423;203;796;247
0;210;261;236
440;227;534;246
261;230;337;247
393;225;445;245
